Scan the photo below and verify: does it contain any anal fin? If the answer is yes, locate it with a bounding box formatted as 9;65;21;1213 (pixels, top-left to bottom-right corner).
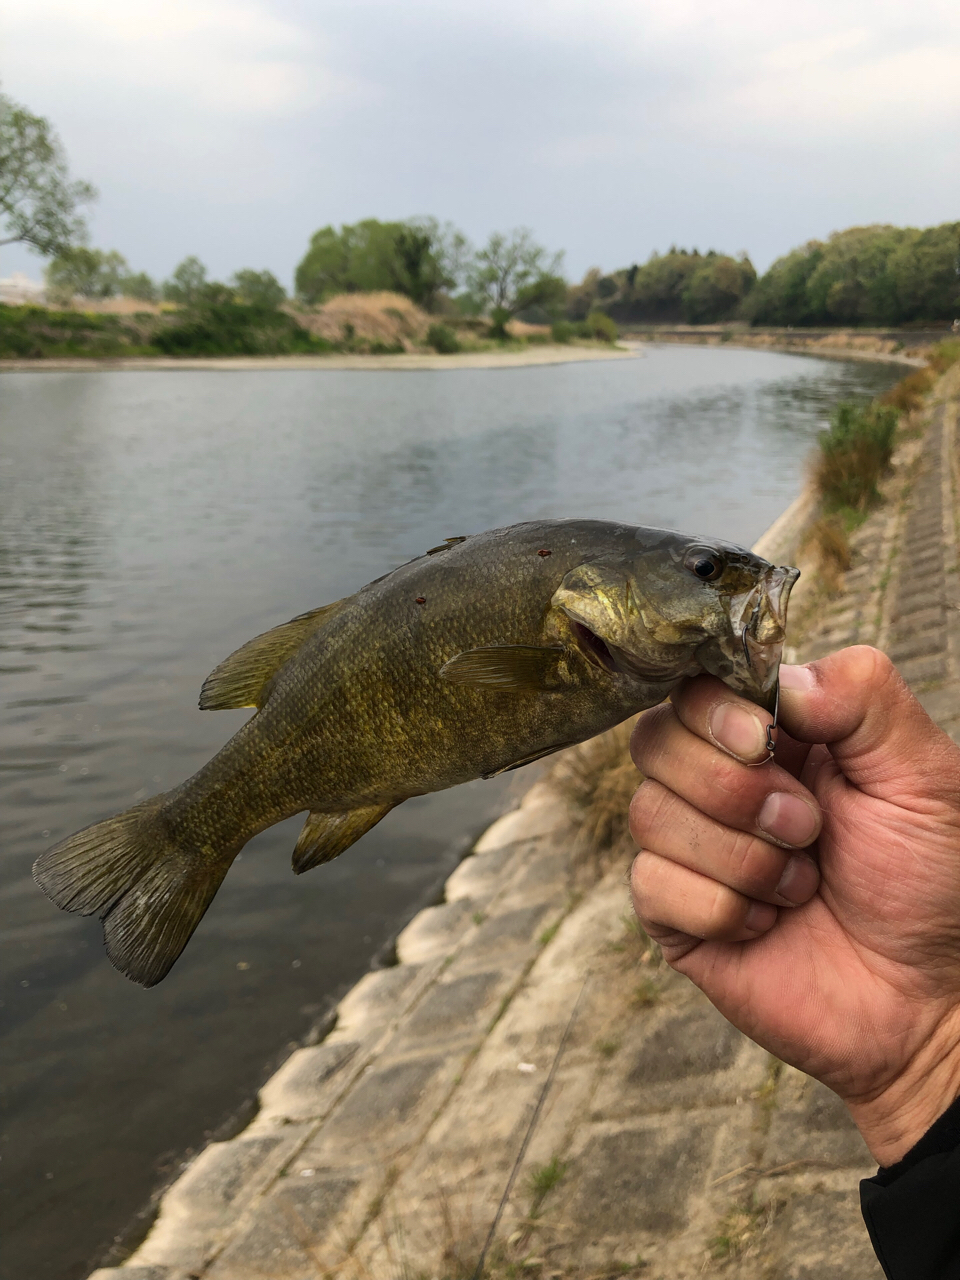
482;740;577;778
292;803;394;874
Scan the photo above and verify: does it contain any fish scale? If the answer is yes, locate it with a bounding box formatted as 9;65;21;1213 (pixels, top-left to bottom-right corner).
34;518;799;987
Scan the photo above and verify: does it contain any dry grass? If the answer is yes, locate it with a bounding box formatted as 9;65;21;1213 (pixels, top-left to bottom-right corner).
878;367;934;413
292;291;432;349
549;718;641;876
929;339;960;374
800;514;852;592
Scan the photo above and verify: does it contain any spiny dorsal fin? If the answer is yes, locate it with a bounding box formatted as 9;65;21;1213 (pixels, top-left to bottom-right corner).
292;803;394;874
439;645;566;692
199;600;346;711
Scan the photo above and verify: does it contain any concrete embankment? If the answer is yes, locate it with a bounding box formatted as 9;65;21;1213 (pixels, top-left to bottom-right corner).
92;364;960;1280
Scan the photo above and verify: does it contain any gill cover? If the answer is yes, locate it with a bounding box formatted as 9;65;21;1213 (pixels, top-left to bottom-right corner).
552;562;704;682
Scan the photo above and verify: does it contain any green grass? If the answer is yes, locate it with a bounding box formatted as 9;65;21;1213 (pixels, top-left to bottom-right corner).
528;1156;567;1206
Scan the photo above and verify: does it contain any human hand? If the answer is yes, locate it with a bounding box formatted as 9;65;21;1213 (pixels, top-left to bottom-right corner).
629;646;960;1165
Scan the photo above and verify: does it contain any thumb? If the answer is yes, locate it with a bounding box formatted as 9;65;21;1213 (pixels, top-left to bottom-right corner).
777;646;960;805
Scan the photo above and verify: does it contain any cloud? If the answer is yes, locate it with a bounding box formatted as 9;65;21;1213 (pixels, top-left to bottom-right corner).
1;0;956;283
3;0;368;116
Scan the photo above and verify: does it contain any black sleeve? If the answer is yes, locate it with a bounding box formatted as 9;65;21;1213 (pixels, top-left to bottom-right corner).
860;1094;960;1279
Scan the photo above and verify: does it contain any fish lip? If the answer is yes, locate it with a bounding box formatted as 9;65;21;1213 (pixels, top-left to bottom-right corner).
700;563;800;710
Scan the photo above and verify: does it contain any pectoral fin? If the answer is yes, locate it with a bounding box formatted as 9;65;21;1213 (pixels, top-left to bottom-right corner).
439;645;566;691
292;803;395;874
199;599;347;711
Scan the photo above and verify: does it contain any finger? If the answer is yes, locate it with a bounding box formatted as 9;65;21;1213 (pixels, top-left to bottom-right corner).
631;704;822;849
778;649;960;805
631;849;778;943
629;779;820;906
669;673;814;778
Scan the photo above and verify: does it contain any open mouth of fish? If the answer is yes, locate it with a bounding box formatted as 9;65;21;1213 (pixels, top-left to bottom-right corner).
714;564;801;713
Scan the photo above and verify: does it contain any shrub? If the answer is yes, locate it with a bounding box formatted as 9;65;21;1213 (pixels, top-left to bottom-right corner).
551;319;575;343
585;310;618;342
879;368;935;413
152;303;329;356
0;303;149;358
426;322;459;354
929;339;960;374
815;401;898;512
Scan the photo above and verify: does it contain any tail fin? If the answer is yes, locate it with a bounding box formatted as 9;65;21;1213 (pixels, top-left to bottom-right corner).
33;796;229;988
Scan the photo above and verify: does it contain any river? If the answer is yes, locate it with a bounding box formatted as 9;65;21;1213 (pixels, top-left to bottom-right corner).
0;346;904;1279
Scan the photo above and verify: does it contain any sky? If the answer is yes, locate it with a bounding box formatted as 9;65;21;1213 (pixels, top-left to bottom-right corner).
2;0;959;289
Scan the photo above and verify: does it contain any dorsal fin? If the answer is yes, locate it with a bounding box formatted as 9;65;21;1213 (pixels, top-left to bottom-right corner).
199;600;346;710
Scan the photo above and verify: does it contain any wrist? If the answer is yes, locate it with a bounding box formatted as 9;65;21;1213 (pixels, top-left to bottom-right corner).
845;1007;960;1166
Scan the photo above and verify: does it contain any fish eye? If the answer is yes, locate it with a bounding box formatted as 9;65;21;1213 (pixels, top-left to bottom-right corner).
685;550;724;582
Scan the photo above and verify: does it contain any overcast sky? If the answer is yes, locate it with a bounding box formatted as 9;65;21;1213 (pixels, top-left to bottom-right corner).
3;0;959;288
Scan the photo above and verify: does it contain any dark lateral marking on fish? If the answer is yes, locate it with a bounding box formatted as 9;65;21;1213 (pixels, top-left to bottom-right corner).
537;548;552;557
415;596;426;605
440;645;566;691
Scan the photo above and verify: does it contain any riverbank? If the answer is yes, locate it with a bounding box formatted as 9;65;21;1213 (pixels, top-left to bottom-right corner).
625;324;943;367
90;365;959;1280
0;345;636;373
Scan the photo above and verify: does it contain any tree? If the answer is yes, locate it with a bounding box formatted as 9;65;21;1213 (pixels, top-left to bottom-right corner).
294;217;467;309
467;229;564;331
742;223;960;327
230;268;286;309
0;89;96;255
45;247;128;303
680;252;756;324
121;271;159;303
163;256;208;305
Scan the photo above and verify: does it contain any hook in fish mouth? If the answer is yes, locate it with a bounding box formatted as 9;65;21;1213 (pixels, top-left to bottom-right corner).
742;621;780;756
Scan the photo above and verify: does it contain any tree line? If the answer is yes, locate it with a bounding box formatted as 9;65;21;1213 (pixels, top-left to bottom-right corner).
2;87;958;329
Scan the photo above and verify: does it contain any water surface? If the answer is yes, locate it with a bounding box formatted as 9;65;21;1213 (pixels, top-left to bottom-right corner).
0;347;904;1278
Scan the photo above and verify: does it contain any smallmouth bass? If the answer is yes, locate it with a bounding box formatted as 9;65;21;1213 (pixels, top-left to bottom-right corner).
34;519;799;986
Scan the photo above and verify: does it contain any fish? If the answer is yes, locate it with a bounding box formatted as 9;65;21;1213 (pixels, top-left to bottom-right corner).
33;519;799;987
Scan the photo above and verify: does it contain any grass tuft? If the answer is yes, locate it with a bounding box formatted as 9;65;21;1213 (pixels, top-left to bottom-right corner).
550;718;641;876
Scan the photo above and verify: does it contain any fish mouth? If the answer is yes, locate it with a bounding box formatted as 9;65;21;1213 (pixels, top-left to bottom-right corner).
700;564;801;712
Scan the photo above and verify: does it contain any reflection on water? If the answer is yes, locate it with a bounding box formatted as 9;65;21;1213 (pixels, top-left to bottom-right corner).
0;347;903;1279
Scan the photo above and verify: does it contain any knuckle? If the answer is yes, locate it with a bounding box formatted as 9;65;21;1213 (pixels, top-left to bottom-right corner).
704;879;749;938
728;830;785;897
630;703;676;770
628;778;672;843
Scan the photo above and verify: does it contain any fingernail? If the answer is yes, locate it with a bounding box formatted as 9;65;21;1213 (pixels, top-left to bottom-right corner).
775;854;819;904
779;664;815;692
710;702;768;760
744;901;777;933
758;792;820;846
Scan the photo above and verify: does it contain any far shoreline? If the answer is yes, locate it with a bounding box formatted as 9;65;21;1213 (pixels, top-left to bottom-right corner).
1;332;933;374
0;344;638;373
